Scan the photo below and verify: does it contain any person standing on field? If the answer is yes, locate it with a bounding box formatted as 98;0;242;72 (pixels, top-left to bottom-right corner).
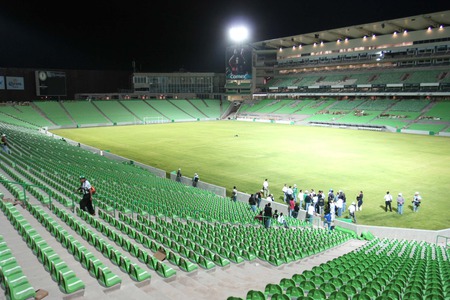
356;191;364;211
412;192;422;212
397;193;405;215
384;191;393;212
262;179;269;197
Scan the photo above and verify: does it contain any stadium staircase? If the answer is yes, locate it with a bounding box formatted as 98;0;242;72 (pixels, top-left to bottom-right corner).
90;102;113;124
118;100;143;123
143;101;171;121
30;103;57;127
58;102;78;125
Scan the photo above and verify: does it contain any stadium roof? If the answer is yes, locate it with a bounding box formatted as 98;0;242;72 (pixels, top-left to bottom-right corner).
252;10;450;50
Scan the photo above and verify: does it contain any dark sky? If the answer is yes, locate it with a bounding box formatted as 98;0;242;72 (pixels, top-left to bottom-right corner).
1;1;449;72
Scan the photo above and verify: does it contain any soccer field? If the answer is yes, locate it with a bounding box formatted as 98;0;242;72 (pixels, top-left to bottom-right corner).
51;121;450;230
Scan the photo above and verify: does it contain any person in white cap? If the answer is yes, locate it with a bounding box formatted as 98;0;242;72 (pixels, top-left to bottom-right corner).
1;134;11;154
397;193;405;215
412;192;422;212
348;202;357;223
192;173;199;187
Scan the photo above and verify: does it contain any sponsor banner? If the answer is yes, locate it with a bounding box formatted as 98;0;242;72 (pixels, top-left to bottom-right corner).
6;76;25;90
0;76;4;89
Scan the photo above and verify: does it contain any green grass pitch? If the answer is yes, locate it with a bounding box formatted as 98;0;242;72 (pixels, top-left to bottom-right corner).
51;121;450;230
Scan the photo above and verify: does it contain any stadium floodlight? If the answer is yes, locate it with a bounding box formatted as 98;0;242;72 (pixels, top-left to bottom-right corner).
229;26;249;43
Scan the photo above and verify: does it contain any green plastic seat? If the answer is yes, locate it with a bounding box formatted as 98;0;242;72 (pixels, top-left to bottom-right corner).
285;286;304;298
128;263;151;282
339;284;357;298
58;271;85;294
361;286;379;298
246;290;265;300
328;290;349;300
4;277;36;300
155;261;176;278
264;283;282;297
403;291;423;300
271;293;289;300
292;273;307;285
319;282;336;295
97;267;122;287
279;278;296;290
178;257;198;272
300;280;316;291
308;288;327;300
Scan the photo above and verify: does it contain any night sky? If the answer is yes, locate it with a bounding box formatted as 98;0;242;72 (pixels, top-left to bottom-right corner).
1;1;449;72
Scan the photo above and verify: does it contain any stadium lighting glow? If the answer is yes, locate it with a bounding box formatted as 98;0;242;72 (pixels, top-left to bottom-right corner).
229;26;249;43
428;26;432;31
439;25;444;30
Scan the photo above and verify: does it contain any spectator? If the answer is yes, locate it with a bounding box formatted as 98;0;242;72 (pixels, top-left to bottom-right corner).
263;203;273;228
292;184;298;202
338;190;347;212
254;210;264;223
176;168;182;182
298;189;304;209
397;193;405;215
192;173;199;187
292;203;300;218
307;203;315;224
304;190;312;213
289;197;295;217
317;190;325;215
231;186;237;202
255;190;263;208
75;175;95;216
277;212;289;228
1;134;11;154
330;200;336;221
267;193;274;202
336;197;343;217
328;189;335;205
262;179;269;197
286;185;293;203
412;192;421;212
348;202;357;223
272;209;279;219
282;184;288;203
356;191;364;211
248;194;257;212
384;191;393;212
324;209;332;232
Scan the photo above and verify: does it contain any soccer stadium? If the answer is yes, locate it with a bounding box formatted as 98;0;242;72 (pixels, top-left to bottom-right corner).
0;10;450;300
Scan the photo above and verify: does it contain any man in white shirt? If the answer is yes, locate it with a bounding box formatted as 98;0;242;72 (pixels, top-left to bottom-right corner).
277;212;289;228
282;184;288;203
76;175;95;215
336;198;343;217
384;191;393;212
348;202;357;223
307;204;315;224
263;179;269;197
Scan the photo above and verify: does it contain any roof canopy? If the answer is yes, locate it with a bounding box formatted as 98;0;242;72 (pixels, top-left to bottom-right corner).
252;10;450;49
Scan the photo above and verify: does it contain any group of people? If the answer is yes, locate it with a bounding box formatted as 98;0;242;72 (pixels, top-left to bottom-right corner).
384;191;422;214
254;203;289;229
175;168;200;189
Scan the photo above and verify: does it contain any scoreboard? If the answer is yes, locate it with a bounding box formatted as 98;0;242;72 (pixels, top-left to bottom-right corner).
35;70;67;96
